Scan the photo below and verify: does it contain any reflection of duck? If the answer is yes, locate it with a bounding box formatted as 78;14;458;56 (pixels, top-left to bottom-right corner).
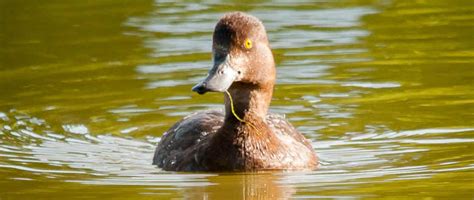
153;12;318;171
185;173;295;199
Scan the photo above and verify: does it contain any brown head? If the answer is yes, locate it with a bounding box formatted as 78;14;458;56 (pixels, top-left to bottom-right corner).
192;12;276;95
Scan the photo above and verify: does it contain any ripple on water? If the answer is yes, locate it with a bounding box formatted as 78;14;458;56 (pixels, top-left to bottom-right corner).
108;105;156;114
62;124;89;135
341;81;401;89
1;109;472;192
352;127;474;140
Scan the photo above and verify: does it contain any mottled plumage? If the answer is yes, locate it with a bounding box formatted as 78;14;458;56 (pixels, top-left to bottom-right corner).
153;12;318;172
153;110;317;171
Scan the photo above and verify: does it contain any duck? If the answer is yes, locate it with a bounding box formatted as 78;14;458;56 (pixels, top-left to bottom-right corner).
153;12;318;171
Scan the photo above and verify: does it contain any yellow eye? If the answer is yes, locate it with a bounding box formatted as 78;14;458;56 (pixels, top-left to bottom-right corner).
244;38;252;49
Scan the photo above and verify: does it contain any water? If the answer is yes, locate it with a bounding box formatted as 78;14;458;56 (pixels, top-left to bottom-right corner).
1;0;473;199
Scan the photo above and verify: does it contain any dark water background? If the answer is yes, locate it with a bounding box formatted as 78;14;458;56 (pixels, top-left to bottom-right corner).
1;0;473;199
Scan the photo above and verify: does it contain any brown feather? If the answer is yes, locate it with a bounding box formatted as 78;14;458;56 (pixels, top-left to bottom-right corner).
153;12;318;172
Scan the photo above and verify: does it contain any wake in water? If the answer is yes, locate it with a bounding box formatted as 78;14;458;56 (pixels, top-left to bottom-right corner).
0;109;215;186
1;109;473;188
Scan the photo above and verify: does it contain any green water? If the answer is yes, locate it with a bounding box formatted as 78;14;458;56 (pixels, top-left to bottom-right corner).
1;0;473;199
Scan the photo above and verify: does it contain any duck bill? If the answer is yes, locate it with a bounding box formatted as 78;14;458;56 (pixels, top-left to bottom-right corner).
192;56;238;95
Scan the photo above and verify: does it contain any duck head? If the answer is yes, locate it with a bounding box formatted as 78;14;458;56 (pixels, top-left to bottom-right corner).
192;12;276;94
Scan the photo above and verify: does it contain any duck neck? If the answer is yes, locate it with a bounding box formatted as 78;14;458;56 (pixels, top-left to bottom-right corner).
205;83;275;170
224;83;273;127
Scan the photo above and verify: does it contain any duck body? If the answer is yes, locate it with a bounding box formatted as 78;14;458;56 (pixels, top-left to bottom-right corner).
153;110;317;171
153;12;318;172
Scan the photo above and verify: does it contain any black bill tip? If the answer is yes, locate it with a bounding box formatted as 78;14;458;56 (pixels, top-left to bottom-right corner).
191;82;209;95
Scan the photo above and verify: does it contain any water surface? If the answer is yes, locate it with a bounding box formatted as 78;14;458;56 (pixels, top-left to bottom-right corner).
1;0;473;199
